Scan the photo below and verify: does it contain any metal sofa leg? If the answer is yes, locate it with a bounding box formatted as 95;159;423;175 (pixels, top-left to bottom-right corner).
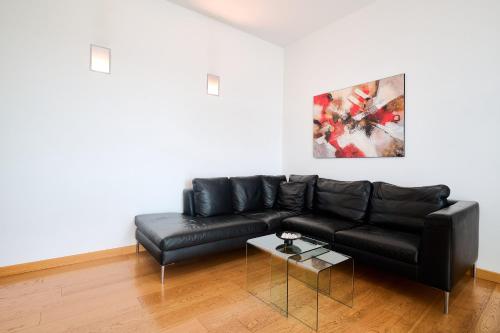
161;265;165;285
444;291;449;314
472;263;477;278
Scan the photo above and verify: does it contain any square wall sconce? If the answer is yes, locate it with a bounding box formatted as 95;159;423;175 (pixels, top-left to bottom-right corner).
207;74;219;96
90;44;111;74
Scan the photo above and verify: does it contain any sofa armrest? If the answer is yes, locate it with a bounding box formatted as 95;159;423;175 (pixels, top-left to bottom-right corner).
420;201;479;291
183;189;196;216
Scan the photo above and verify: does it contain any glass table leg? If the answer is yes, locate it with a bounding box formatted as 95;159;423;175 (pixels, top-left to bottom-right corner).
329;257;354;308
287;259;324;330
246;243;289;315
270;253;288;315
246;243;272;304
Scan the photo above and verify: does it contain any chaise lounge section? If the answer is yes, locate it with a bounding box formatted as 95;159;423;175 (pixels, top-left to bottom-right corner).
135;176;301;283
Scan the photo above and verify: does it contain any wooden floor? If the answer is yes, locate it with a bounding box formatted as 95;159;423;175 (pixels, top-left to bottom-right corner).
0;249;499;333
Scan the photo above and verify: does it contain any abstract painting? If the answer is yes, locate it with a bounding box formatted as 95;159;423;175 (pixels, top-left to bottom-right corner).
313;74;405;158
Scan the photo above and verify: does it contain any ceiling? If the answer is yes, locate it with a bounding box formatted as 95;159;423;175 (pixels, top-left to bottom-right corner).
168;0;375;46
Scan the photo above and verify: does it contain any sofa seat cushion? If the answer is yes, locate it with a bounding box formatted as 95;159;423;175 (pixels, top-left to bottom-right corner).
135;213;267;251
282;214;358;242
243;210;300;231
335;225;420;264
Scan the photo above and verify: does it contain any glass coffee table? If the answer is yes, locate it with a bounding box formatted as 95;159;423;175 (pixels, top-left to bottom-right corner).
246;233;354;331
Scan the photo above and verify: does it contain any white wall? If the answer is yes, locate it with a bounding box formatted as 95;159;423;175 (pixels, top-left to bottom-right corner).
283;0;500;272
2;0;498;273
0;0;283;266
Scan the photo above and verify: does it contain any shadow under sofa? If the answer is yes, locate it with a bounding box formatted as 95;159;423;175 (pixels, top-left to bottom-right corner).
134;175;479;314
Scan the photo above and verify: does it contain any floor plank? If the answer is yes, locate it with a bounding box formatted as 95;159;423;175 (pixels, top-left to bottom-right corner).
473;284;500;333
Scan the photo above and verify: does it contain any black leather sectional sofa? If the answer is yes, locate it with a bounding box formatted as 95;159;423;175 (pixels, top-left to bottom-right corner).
135;175;479;314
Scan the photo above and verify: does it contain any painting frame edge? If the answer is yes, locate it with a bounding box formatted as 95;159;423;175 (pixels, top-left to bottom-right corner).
312;73;406;159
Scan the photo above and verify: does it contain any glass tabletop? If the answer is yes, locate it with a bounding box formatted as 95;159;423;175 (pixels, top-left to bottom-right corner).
246;234;328;259
289;249;351;273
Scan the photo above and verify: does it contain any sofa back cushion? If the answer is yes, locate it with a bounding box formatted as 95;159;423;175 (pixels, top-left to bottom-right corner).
230;176;264;213
315;178;372;221
369;182;451;231
261;175;287;209
289;175;318;211
192;177;233;217
277;182;307;213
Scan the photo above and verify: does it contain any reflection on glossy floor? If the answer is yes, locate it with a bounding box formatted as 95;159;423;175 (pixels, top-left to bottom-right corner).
0;249;499;333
